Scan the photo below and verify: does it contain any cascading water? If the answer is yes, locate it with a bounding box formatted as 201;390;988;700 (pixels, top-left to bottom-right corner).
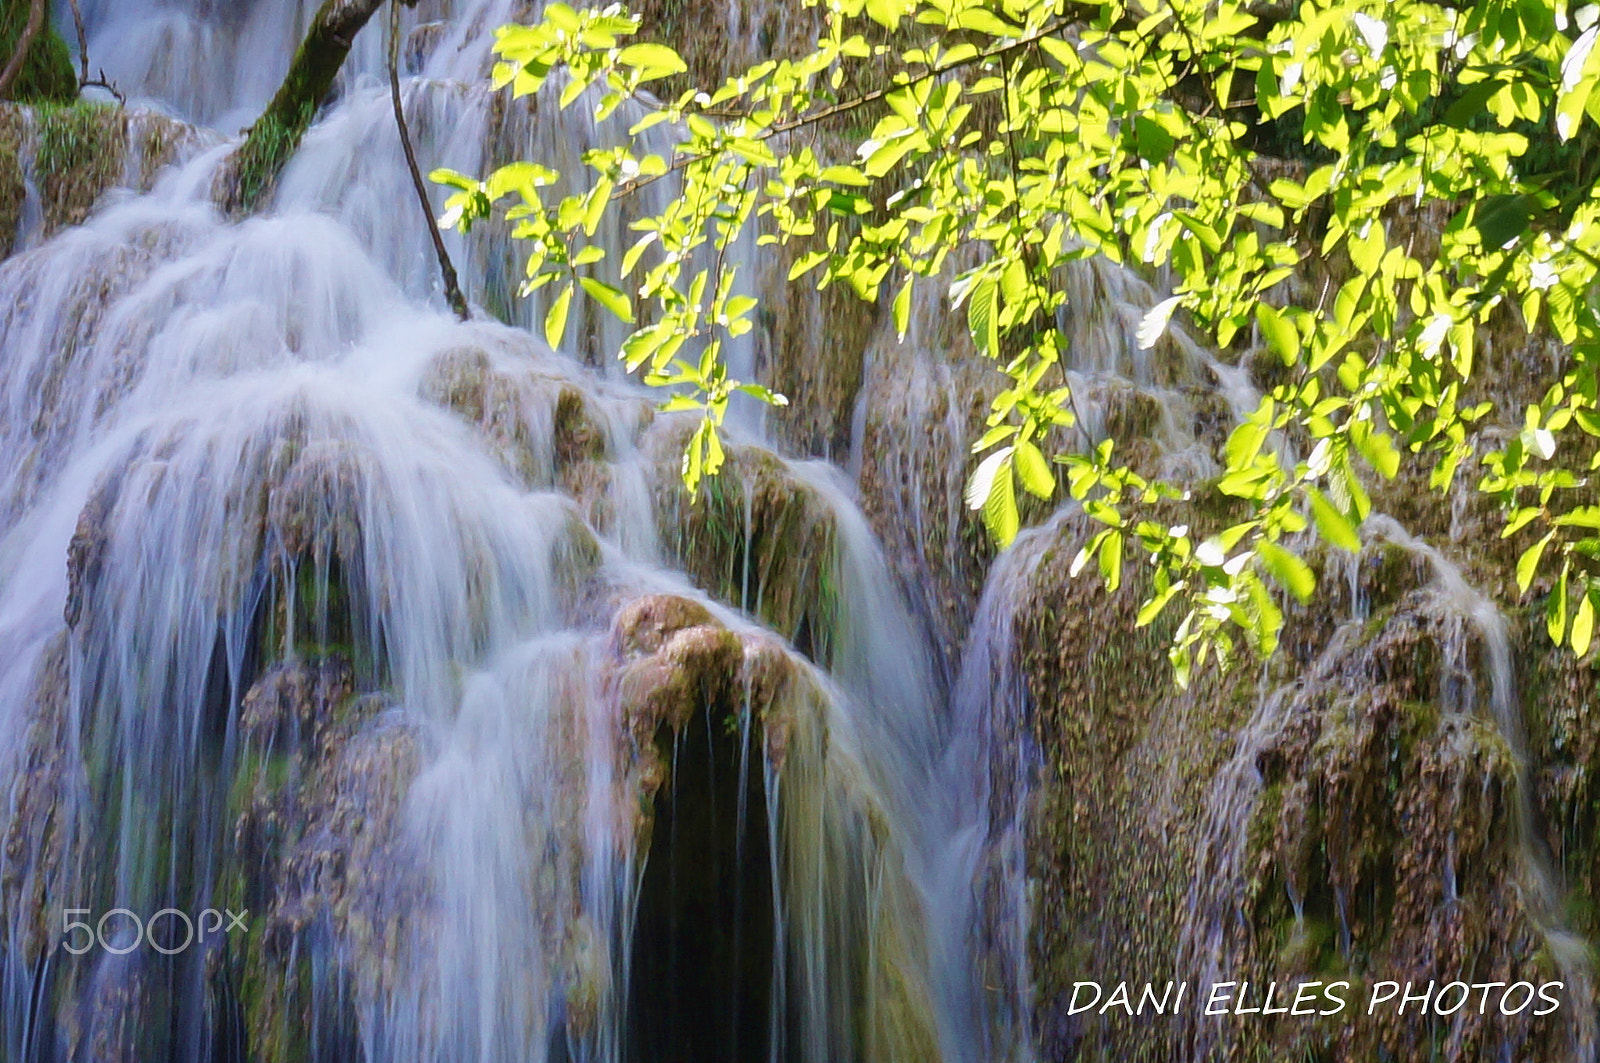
0;2;1021;1061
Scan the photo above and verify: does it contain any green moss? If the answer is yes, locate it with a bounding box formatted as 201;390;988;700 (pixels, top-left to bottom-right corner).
654;429;839;655
0;106;23;253
32;100;125;230
0;0;77;104
224;104;311;216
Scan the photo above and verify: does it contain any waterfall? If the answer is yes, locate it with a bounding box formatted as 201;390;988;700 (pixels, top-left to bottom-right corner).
0;1;1025;1060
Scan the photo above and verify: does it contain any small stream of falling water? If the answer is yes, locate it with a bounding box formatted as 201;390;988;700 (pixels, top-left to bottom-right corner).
1364;517;1600;1057
0;1;1021;1061
1182;514;1599;1060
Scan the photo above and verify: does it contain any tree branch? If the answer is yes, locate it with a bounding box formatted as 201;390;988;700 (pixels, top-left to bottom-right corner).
213;0;392;215
0;0;47;101
608;15;1077;202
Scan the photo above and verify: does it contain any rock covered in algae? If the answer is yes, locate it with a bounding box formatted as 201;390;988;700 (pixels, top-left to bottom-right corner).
0;102;207;254
645;421;839;649
238;656;357;757
607;590;943;1061
64;468;119;629
1019;516;1588;1063
0;631;79;960
610;591;812;772
418;338;651;541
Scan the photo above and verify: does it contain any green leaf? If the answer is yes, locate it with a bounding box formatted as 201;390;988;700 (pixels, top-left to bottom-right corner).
1100;529;1123;592
1257;541;1316;603
1255;303;1299;364
1353;425;1401;479
1558;25;1600;140
1517;531;1554;593
579;276;634;323
864;0;912;29
1550;562;1571;644
1309;488;1361;551
1132;115;1174;164
893;278;912;338
1574;586;1595;656
788;252;827;282
1225;420;1267;471
545;282;574;350
969;276;999;358
582;177;613;236
1136;582;1182;627
1555;506;1600;529
984;459;1019;544
736;383;789;406
618;43;687;81
1014;440;1055;499
1474;195;1533;249
1444;77;1504;128
819;165;871;186
966;445;1012;510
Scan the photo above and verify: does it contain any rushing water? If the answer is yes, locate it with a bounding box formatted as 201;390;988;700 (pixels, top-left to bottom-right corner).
0;1;1020;1060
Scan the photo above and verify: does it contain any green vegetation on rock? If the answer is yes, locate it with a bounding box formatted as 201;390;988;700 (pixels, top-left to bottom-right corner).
0;0;77;104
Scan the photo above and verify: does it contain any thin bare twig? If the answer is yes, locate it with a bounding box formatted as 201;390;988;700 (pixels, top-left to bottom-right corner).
389;0;469;320
83;69;125;105
609;15;1077;202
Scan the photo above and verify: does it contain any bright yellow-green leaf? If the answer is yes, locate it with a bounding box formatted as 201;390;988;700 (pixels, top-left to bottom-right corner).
545;282;574;350
1574;588;1595;656
579;276;633;322
1310;488;1360;551
1014;440;1055;498
618;42;687;81
1517;531;1554;593
1257;541;1316;604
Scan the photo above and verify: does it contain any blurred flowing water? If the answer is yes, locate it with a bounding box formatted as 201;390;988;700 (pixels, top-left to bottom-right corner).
0;1;1026;1061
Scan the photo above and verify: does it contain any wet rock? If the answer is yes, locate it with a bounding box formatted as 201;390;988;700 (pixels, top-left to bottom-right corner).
265;437;366;565
263;714;426;974
0;632;79;960
238;656;356;757
1022;515;1586;1063
647;422;837;648
404;20;450;72
420;342;621;495
64;471;121;629
611;592;715;657
617;619;745;744
0;103;203;252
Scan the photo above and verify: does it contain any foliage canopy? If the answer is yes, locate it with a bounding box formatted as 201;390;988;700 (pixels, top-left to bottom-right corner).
437;0;1600;684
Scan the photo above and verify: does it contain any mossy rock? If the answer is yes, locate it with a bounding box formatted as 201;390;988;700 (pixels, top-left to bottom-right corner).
0;105;22;252
648;420;838;651
0;0;77;105
1022;516;1583;1062
32;101;130;231
0;101;197;254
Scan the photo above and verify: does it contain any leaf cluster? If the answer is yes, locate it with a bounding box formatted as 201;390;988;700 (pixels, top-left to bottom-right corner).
439;0;1600;683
